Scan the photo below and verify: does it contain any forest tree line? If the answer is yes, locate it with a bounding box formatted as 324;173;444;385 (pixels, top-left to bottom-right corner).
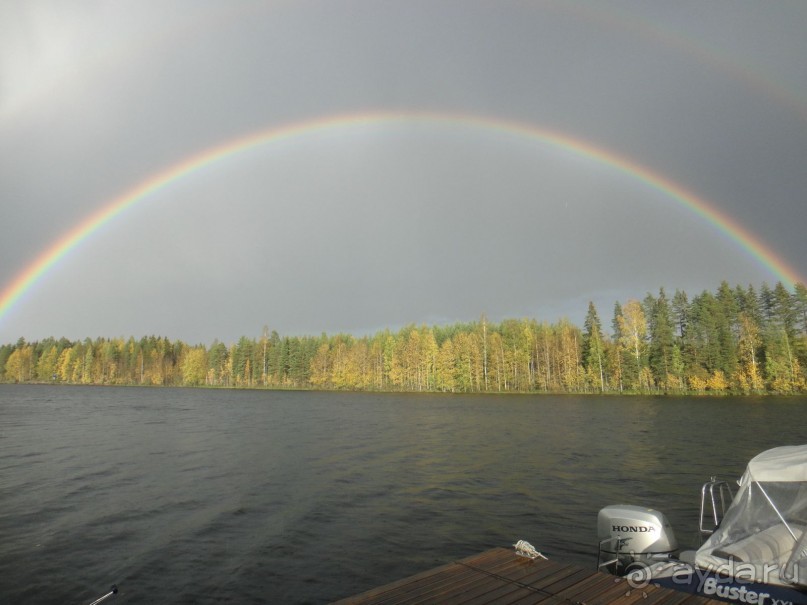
2;280;806;395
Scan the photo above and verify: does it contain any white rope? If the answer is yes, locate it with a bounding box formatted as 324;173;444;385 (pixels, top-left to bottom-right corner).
514;539;547;560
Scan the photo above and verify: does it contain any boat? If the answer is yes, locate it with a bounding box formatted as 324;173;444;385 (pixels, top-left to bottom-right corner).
596;445;807;605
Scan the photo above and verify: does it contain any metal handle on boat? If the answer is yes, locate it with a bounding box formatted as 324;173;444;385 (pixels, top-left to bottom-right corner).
699;477;733;537
597;536;626;572
88;585;118;605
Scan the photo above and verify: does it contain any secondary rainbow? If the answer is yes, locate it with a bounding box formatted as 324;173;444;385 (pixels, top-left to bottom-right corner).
0;110;803;326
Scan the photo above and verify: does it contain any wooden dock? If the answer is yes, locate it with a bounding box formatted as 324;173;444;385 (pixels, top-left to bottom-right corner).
333;547;724;605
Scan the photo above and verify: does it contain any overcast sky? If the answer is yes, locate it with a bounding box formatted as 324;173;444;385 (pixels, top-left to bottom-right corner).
1;1;806;345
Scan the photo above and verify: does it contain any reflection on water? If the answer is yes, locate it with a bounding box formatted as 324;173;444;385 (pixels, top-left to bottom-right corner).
0;385;804;604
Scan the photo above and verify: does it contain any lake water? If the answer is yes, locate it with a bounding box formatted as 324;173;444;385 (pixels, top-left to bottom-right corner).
1;385;805;604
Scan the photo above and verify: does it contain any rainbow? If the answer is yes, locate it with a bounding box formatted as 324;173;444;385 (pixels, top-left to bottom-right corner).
0;110;803;327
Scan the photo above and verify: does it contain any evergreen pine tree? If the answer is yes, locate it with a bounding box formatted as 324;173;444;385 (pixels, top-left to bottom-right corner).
647;288;675;391
582;301;606;392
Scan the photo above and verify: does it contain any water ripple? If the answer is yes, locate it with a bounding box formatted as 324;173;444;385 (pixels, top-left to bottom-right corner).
1;385;805;604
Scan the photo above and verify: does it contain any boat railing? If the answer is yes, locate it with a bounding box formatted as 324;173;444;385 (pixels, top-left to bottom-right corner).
699;476;734;537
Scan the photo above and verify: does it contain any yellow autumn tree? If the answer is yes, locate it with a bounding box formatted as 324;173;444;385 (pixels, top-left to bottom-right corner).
435;338;457;392
707;370;729;393
36;345;60;381
57;347;74;382
4;346;33;382
181;347;208;386
310;342;331;387
688;374;708;393
618;300;648;391
736;312;764;394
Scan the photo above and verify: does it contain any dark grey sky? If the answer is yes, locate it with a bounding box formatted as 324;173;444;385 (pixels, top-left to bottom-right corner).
2;1;806;344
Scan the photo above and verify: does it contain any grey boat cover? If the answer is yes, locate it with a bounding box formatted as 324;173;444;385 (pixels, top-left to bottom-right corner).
695;445;807;587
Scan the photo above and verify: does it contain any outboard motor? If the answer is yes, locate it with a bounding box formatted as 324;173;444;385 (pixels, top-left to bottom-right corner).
597;505;678;575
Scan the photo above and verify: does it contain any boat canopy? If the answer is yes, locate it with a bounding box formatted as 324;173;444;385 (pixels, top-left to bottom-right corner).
744;445;807;483
695;445;807;588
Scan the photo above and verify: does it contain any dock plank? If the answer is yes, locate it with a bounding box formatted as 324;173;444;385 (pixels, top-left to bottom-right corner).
386;552;554;605
331;548;729;605
456;561;588;605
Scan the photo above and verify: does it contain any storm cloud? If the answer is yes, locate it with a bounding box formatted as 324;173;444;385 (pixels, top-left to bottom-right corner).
2;1;806;344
